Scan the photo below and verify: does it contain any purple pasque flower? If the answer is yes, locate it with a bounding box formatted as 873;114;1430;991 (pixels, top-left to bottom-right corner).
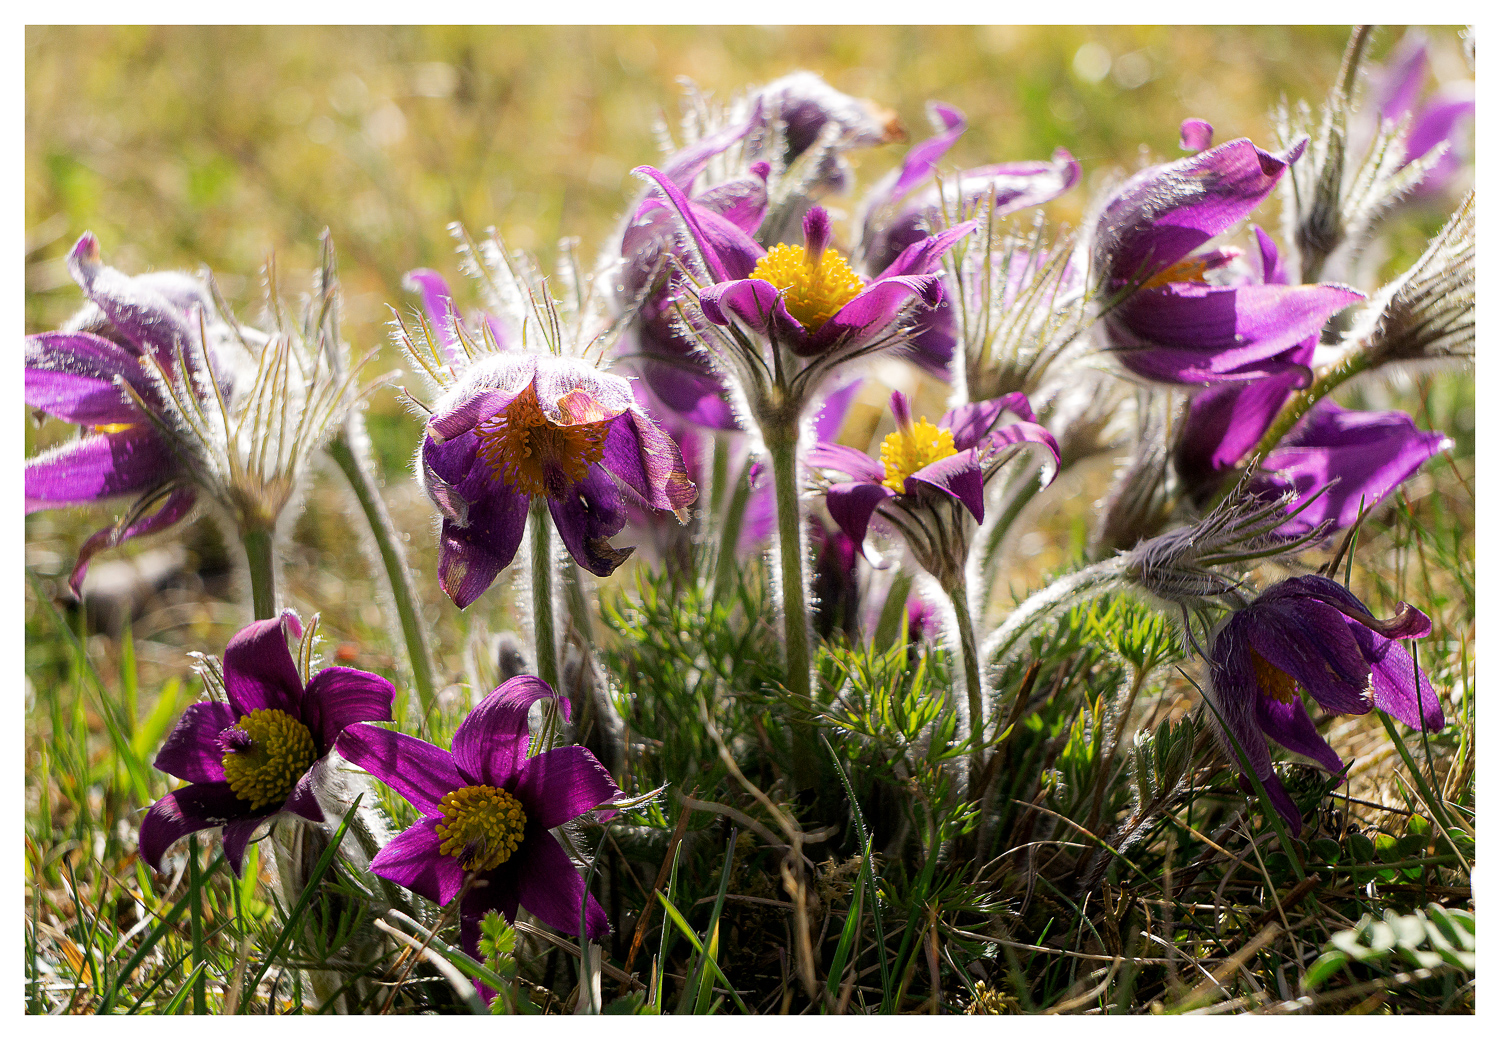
404;267;511;365
616;141;771;432
747;71;905;196
26;233;228;595
1174;227;1450;532
1365;30;1474;198
419;352;696;607
853;103;1082;380
635;165;976;373
335;677;620;990
1206;575;1444;834
1091;127;1363;385
810;389;1058;585
139;610;395;875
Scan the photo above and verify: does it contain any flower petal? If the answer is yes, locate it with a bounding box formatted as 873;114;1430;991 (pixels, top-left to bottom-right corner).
403;268;470;361
25;429;176;512
825;480;896;557
1263;575;1432;640
154;700;237;784
632;166;764;283
451;676;571;790
697;278;811;352
220;818;266;877
371;817;466;907
1175;371;1304;488
66;233;199;371
438;487;530;609
302;666;396;751
335;724;463;815
138;781;254;872
905;449;985;521
25;331;153;425
1260;401;1450;534
68;486;198;597
807;443;885;483
512;828;610;941
1207;625;1303;833
282;769;325;823
547;468;634;578
512;745;622;831
1094;137;1301;279
871;220;978;281
601;407;698;513
1242;601;1372;715
1254;696;1346;775
1349;627;1446;732
222;611;305;719
1180;118;1214;152
940;392;1035;452
1110;281;1362;384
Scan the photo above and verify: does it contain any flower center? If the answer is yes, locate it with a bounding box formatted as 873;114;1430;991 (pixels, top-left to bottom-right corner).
1141;255;1216;291
220;709;317;811
435;785;528;873
473;383;612;497
880;419;956;492
92;422;136;434
750;243;864;332
1250;649;1300;705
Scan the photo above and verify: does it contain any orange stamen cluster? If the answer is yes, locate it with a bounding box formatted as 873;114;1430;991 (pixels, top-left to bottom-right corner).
474;383;612;496
1250;649;1300;705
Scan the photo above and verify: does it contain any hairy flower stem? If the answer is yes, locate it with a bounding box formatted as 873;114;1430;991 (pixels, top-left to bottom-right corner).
242;526;278;621
1252;350;1372;463
270;819;352;1011
946;581;986;800
529;497;561;691
326;432;439;719
710;456;754;609
984;559;1125;664
765;423;816;786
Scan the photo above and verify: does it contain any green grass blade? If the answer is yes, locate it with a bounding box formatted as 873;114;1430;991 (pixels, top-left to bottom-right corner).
240;798;361;1005
159;961;209;1015
96;852;226;1014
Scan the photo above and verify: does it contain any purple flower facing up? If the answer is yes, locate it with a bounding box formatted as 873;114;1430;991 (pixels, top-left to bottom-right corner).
1207;575;1444;834
26;234;230;595
418;353;697;607
336;677;621;995
810;389;1059;586
139;611;395;875
1174;228;1450;533
1090;128;1362;385
632;165;976;423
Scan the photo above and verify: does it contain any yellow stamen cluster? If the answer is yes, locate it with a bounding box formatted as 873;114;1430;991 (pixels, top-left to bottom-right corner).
1141;255;1217;291
435;785;528;873
220;709;317;811
1250;649;1300;705
474;384;611;496
749;243;864;332
879;419;957;492
92;422;136;434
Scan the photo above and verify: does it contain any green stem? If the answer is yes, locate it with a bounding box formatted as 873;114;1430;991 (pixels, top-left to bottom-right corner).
946;581;986;800
873;569;915;652
326;432;439;718
188;835;207;1014
1248;351;1372;465
979;464;1045;590
710;456;755;609
765;423;816;785
529;497;560;690
242;526;277;621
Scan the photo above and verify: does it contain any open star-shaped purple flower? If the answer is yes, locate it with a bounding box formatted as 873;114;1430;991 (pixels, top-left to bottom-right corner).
336;677;620;993
26;233;229;595
635;165;975;360
139;610;395;876
1091;126;1362;385
810;389;1059;558
1207;575;1444;834
419;352;697;607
